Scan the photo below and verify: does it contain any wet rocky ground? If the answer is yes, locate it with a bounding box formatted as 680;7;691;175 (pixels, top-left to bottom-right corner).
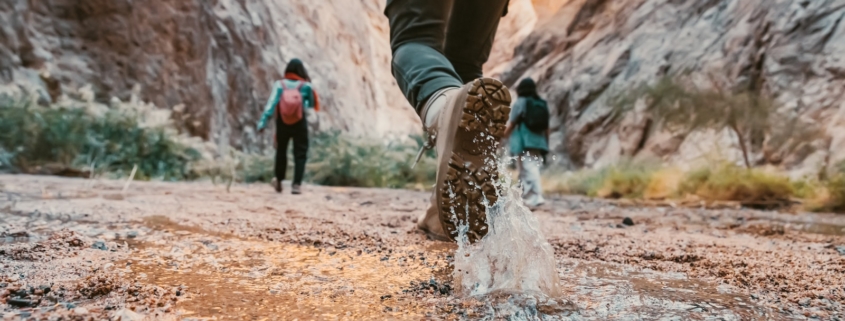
1;174;844;320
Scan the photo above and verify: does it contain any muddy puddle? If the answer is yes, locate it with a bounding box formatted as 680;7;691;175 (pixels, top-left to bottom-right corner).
120;217;453;320
561;262;773;320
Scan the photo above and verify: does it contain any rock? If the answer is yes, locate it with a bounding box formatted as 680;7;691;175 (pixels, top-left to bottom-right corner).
798;298;811;307
126;231;139;239
622;217;635;226
0;0;420;146
92;240;108;251
836;246;845;256
113;309;144;321
7;298;33;307
502;0;845;174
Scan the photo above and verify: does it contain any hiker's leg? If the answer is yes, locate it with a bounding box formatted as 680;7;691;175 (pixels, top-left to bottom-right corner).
388;0;512;244
516;154;529;197
292;122;309;186
522;149;545;206
275;128;292;183
444;0;509;83
385;0;462;111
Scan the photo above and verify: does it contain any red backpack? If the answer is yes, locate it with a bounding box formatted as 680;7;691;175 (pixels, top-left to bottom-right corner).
278;81;304;125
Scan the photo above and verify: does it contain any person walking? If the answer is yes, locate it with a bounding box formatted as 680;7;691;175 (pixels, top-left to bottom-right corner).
257;59;320;195
503;78;550;208
385;0;512;243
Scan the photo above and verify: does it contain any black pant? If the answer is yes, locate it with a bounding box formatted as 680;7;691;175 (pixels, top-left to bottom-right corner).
385;0;510;110
275;117;308;185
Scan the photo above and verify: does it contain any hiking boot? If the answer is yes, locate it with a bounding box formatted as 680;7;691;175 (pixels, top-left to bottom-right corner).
291;184;302;195
271;178;282;193
418;78;511;243
416;195;452;242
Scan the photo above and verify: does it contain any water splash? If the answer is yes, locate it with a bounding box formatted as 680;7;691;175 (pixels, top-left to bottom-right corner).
451;154;569;318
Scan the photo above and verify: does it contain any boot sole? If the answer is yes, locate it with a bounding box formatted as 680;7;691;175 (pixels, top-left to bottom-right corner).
437;78;511;243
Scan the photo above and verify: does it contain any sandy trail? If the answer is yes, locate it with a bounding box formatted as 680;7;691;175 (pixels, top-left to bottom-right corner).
1;174;844;320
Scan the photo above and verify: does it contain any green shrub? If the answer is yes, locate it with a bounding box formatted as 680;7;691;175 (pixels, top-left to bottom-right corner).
543;167;607;196
0;99;201;180
544;161;658;198
303;131;436;189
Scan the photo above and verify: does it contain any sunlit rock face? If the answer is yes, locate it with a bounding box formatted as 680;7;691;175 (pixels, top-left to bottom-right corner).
0;0;420;150
500;0;845;175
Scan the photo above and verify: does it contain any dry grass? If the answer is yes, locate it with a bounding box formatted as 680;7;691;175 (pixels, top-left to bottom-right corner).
545;162;816;210
643;168;684;200
802;173;845;213
677;164;794;208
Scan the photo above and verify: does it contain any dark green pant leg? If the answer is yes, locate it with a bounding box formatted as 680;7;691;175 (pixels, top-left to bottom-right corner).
444;0;510;84
385;0;463;111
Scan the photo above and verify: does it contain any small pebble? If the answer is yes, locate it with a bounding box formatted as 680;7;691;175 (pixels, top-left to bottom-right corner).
8;298;33;307
623;217;635;226
92;240;108;251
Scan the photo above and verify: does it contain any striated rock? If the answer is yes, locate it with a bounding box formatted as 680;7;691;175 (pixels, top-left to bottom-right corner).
0;0;419;150
503;0;845;174
486;0;539;78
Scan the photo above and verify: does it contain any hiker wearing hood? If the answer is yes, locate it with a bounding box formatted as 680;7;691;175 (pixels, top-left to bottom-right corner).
503;77;550;208
257;59;321;195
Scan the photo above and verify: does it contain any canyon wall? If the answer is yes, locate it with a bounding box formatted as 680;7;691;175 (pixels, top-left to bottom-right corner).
0;0;420;151
502;0;845;175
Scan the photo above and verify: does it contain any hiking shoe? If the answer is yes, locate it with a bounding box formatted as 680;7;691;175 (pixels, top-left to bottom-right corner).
271;178;282;193
291;184;302;195
416;197;452;242
421;78;511;243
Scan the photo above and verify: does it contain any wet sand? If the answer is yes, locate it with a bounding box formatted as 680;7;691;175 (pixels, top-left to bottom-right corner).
1;174;844;320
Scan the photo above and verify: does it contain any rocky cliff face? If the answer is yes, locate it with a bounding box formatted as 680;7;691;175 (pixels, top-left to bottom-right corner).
503;0;845;175
0;0;419;151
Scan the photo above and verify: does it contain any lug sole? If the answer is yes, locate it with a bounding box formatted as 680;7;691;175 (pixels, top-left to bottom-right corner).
438;78;511;243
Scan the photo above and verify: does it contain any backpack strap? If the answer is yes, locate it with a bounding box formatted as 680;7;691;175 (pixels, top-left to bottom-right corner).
517;97;530;125
281;80;305;90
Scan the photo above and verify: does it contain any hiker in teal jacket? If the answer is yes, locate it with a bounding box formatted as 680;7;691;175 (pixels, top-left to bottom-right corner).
257;59;321;195
504;78;549;208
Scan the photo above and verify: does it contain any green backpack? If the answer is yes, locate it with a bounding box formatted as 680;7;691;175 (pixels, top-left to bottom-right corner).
521;97;550;133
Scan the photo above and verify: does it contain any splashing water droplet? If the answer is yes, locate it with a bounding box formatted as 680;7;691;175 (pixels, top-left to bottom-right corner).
451;154;564;317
